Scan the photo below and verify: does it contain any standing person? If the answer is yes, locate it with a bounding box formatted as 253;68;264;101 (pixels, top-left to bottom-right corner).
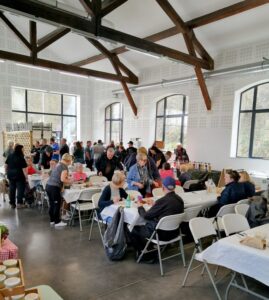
5;144;27;209
129;176;184;260
95;147;123;181
59;138;69;158
175;143;189;163
93;139;105;163
85;140;94;171
73;141;85;164
50;137;60;161
115;145;127;164
3;140;14;158
40;146;53;169
31;140;40;165
46;153;73;227
148;146;166;169
126;141;137;156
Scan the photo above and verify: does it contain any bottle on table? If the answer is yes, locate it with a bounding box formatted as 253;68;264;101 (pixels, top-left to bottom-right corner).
125;194;131;208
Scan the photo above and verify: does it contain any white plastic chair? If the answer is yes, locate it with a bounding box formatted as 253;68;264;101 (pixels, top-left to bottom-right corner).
69;188;99;231
235;204;249;216
183;206;202;222
210;203;236;236
152;187;164;200
183;180;199;190
175;185;184;195
125;190;142;199
88;192;105;247
222;214;250;236
137;213;186;276
237;199;250;205
182;217;221;300
89;175;108;185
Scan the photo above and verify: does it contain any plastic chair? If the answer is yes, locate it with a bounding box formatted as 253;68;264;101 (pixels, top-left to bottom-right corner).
183;206;202;222
237;199;250;205
175;186;184;195
183;180;199;190
88;192;105;247
89;175;108;185
182;217;221;300
152;187;164;200
235;204;249;216
210;203;236;236
137;213;186;276
69;188;99;231
222;214;250;236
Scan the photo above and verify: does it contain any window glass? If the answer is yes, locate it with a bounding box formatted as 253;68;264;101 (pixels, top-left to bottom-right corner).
43;115;61;132
166;95;183;115
63;117;77;142
12;112;26;123
256;83;269;110
63;95;76;115
105;106;111;119
44;93;61;114
237;113;252;157
111;121;121;143
156;118;164;141
28;90;43;113
165;117;182;150
12;88;25;111
241;89;254;110
28;113;43;123
105;121;110;143
111;103;121;119
252;113;269;158
157;99;164;116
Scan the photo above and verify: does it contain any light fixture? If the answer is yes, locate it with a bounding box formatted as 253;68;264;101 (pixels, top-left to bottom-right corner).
59;72;88;79
16;63;50;71
95;78;121;84
125;46;161;59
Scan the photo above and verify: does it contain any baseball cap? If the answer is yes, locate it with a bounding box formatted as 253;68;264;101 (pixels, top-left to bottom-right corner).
128;141;133;145
162;176;176;190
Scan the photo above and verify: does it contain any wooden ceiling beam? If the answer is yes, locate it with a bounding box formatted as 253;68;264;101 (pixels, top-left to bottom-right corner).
0;0;211;70
79;0;94;17
37;28;71;53
29;21;37;63
101;0;128;17
0;12;31;50
186;0;269;29
0;49;135;84
156;0;212;110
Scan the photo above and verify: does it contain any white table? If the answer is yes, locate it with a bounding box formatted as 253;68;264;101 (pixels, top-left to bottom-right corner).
196;224;269;299
62;186;101;203
28;174;42;189
181;191;218;209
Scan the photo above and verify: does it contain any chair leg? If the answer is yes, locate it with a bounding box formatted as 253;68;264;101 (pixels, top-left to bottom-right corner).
182;248;197;287
88;213;95;240
78;208;82;231
156;242;164;276
179;238;186;267
204;261;222;300
69;206;76;226
136;237;154;263
97;220;105;248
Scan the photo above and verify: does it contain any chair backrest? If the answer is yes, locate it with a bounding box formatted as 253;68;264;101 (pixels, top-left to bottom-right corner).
189;217;217;244
183;206;202;222
235;203;249;216
78;188;101;201
216;203;236;217
156;213;186;231
175;186;184;195
152;187;164;200
237;199;250;205
222;214;250;236
91;192;102;209
125;190;142;199
89;175;108;184
183;179;199;190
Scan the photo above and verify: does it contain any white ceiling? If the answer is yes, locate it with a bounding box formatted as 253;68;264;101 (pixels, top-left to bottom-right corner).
2;0;269;73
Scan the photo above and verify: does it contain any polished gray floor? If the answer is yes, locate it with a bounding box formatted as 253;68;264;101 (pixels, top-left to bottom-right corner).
0;201;268;300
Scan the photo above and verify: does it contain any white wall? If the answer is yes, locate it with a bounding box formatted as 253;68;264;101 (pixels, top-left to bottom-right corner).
91;39;269;174
0;22;94;164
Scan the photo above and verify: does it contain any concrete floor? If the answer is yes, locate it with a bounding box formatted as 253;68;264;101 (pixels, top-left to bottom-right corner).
0;202;268;300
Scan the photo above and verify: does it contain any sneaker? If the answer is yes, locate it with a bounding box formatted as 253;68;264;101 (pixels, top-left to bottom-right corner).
50;222;55;226
55;221;67;227
61;215;71;221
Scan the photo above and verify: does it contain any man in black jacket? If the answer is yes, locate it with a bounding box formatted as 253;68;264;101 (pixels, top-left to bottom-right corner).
95;147;123;181
130;176;184;259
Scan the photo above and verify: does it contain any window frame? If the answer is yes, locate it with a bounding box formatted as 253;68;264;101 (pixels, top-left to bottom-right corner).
155;94;188;145
11;88;77;139
104;102;123;143
236;82;269;159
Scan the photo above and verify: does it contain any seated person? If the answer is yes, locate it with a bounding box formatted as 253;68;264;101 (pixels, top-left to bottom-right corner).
239;170;255;197
129;176;184;260
164;151;172;162
127;153;159;197
72;163;87;182
98;171;128;212
178;164;191;186
159;162;174;179
25;156;41;175
219;170;251;207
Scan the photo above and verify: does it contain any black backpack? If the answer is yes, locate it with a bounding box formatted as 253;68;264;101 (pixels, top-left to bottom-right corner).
103;206;127;261
246;196;269;228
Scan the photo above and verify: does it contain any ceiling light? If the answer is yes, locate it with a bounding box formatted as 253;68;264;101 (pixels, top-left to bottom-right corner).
125;46;161;59
16;63;50;71
59;72;88;79
95;78;121;84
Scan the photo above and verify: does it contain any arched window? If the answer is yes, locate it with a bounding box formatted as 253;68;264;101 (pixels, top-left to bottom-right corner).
155;94;188;150
236;82;269;158
105;102;123;144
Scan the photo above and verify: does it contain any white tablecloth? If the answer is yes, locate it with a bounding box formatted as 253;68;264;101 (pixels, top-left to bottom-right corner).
180;191;218;209
62;186;101;203
196;224;269;286
28;174;42;189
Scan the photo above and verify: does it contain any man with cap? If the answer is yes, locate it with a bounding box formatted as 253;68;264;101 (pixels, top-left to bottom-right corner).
129;176;184;261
